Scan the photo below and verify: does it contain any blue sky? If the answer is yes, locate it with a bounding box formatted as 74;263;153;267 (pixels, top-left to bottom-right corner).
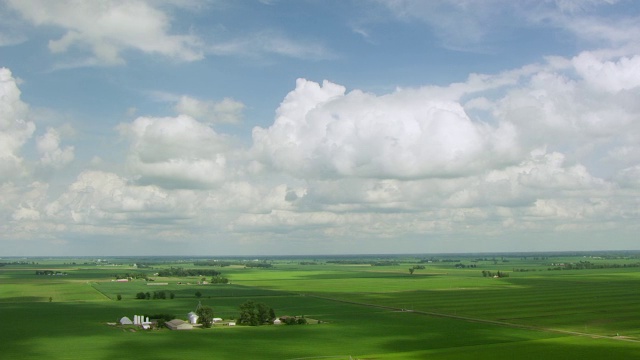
1;0;640;256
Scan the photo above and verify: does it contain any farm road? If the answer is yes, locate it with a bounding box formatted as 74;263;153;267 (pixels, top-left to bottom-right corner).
307;294;640;344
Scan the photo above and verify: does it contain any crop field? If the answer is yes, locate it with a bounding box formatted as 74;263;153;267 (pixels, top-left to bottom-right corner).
1;252;640;359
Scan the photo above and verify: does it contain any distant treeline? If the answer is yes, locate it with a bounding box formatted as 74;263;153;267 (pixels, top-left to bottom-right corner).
193;261;273;268
326;260;399;266
481;270;509;278
3;261;38;266
115;272;148;280
454;263;477;268
194;260;238;267
420;258;461;263
35;270;67;276
548;261;640;271
136;291;175;300
157;267;222;277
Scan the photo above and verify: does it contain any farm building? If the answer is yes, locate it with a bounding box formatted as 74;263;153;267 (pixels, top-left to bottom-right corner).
165;319;193;331
119;316;133;325
188;311;199;324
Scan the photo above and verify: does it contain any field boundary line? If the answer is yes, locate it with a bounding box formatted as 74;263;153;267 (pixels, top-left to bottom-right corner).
88;282;112;300
306;294;640;343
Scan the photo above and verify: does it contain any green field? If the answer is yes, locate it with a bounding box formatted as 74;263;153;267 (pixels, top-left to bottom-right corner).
1;253;639;359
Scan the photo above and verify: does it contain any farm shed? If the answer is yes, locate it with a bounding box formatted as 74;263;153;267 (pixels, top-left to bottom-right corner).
165;319;193;331
119;316;133;325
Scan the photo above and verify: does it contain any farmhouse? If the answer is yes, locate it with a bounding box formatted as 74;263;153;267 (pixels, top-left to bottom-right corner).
165;319;193;330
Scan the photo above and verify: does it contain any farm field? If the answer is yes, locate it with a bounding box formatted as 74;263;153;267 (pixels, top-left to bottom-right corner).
1;252;640;359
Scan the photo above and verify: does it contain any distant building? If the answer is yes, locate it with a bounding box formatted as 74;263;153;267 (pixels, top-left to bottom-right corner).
165;319;193;330
188;311;199;325
119;316;133;325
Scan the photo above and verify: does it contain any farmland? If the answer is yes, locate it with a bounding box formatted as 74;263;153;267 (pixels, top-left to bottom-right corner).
1;252;640;359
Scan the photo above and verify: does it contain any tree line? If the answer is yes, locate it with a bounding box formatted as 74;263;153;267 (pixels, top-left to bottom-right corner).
135;291;175;300
157;267;221;277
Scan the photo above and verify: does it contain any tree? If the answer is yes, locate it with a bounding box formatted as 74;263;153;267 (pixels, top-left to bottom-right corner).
409;268;415;275
196;305;214;328
117;294;122;301
136;292;146;299
169;292;175;299
238;300;258;326
256;303;271;324
195;291;202;298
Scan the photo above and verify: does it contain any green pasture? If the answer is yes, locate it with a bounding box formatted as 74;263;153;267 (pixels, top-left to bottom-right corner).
1;253;640;359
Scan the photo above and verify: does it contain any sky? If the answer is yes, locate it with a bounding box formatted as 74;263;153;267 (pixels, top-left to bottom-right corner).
1;0;640;256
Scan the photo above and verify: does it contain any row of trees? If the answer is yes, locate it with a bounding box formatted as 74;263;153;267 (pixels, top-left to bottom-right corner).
135;291;175;300
210;275;229;284
35;270;67;275
114;272;148;280
157;267;221;277
481;270;509;278
237;300;276;326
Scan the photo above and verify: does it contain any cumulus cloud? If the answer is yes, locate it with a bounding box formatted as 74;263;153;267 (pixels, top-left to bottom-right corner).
252;78;521;179
117;114;233;189
0;68;34;181
45;170;190;225
6;0;203;66
174;95;244;124
36;127;75;169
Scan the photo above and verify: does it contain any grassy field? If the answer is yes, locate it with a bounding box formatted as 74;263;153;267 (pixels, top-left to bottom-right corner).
1;253;640;359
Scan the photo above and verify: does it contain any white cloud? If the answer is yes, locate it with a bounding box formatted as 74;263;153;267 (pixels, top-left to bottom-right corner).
174;95;244;124
209;30;334;60
252;78;521;179
0;67;34;181
6;0;203;66
117;114;234;189
36;127;75;169
572;52;640;92
45;170;186;225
